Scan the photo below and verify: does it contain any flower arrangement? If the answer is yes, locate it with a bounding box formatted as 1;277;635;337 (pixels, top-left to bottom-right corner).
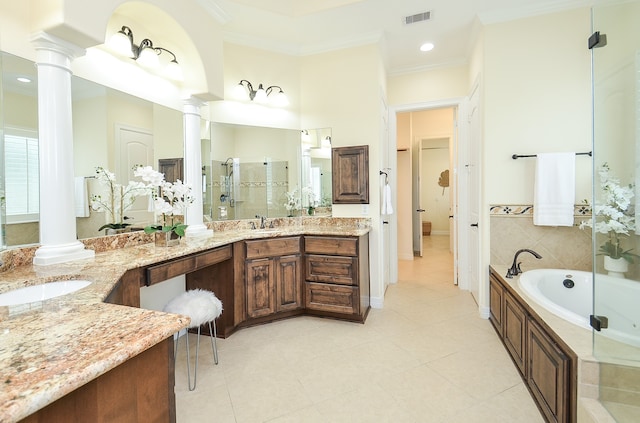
90;166;153;232
580;163;638;263
302;185;318;215
283;189;300;217
135;166;195;238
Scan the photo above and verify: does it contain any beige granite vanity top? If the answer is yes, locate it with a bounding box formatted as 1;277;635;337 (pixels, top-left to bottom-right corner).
0;220;370;422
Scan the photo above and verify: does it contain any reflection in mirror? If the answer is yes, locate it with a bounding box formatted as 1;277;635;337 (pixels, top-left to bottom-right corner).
301;128;332;215
1;52;39;248
0;51;184;248
204;123;303;220
72;78;184;239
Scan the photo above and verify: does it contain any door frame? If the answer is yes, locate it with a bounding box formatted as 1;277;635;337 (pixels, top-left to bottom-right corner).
389;97;467;287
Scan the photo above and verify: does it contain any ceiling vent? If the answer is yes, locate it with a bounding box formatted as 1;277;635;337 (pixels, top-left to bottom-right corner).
403;11;432;25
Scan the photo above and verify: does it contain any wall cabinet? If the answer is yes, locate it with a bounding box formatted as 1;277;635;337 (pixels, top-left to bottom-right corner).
488;268;576;423
304;235;370;322
332;145;369;204
244;237;303;320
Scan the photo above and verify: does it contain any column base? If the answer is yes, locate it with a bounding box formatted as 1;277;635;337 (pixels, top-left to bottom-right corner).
185;225;213;239
33;241;95;266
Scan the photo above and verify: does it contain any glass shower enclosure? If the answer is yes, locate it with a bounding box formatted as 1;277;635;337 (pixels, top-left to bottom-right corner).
591;1;640;421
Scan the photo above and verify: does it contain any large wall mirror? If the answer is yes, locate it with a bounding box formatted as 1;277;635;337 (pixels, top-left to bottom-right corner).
203;124;332;221
1;51;332;249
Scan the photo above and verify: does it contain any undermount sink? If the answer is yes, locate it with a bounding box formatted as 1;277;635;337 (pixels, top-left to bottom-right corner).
0;280;91;306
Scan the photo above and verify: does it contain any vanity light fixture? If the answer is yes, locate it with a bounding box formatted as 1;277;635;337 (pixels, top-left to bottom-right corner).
108;25;183;81
233;79;289;107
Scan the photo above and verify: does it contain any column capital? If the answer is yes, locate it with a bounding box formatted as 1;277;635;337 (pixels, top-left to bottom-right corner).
183;97;206;115
31;31;86;62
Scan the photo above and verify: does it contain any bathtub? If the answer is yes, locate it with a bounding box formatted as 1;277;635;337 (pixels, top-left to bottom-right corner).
518;269;640;348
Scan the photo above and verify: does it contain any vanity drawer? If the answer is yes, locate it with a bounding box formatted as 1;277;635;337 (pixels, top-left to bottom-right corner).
305;282;359;315
304;236;357;256
246;236;301;259
305;254;357;285
195;245;232;268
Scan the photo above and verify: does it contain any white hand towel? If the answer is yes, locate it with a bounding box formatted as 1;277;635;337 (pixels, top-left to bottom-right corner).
381;183;393;215
533;152;575;226
74;176;90;217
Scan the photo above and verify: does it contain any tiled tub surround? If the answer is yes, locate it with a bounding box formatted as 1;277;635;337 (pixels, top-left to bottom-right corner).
0;218;370;422
490;204;592;272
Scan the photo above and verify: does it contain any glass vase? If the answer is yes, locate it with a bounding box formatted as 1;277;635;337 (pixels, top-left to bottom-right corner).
154;231;180;247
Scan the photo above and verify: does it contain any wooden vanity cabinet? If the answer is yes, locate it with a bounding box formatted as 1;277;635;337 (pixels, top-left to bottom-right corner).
244;237;303;320
304;235;370;322
488;268;576;423
21;338;175;423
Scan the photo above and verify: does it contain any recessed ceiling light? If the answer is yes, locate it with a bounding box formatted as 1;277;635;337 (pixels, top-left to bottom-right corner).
16;77;32;83
420;43;435;52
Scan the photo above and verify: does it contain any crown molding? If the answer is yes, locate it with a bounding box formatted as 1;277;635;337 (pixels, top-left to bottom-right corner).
478;0;593;24
195;0;232;24
223;29;384;57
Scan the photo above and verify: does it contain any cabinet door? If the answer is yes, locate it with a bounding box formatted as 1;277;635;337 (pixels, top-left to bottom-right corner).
276;255;302;312
246;258;276;318
504;292;527;376
332;145;369;204
488;275;504;334
527;319;570;423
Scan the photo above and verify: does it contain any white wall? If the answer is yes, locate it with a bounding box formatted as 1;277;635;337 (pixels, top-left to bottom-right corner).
483;8;592;206
301;44;387;305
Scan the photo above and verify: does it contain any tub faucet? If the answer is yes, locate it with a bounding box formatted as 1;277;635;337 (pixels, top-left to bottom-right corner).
506;249;542;278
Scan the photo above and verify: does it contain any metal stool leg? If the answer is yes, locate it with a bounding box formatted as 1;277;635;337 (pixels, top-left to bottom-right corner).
207;320;219;365
185;327;202;391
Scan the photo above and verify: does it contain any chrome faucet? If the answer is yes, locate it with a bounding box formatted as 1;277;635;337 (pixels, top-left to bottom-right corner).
255;215;266;229
506;249;542;278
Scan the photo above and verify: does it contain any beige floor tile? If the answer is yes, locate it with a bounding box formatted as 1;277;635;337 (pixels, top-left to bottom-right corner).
175;235;543;422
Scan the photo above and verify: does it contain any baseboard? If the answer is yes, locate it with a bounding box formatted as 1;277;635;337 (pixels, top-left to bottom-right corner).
370;296;384;309
398;253;414;261
478;305;490;319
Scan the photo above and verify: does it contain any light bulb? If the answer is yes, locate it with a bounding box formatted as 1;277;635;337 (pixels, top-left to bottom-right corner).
137;46;159;68
109;31;134;58
232;82;249;101
164;60;183;81
254;84;267;103
270;89;289;107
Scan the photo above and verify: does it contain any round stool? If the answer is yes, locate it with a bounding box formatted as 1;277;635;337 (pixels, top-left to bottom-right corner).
164;289;223;391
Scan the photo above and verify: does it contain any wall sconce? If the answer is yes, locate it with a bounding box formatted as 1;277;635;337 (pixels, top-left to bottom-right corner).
108;26;183;81
233;79;289;107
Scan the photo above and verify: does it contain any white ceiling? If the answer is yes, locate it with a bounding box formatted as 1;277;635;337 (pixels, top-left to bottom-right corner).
199;0;593;74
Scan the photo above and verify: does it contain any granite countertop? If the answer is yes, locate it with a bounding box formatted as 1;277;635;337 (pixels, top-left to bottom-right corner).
0;223;370;422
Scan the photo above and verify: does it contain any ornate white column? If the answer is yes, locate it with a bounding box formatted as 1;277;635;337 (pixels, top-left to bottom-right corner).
32;32;95;265
183;98;213;238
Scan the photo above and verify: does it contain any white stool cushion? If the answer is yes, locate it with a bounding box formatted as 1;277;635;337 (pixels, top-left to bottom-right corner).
163;289;223;328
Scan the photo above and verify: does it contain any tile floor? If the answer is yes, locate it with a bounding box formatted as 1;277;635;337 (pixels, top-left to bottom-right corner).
174;235;545;422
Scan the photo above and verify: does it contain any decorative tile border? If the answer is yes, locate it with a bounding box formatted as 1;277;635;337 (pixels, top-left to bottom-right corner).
490;204;591;216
